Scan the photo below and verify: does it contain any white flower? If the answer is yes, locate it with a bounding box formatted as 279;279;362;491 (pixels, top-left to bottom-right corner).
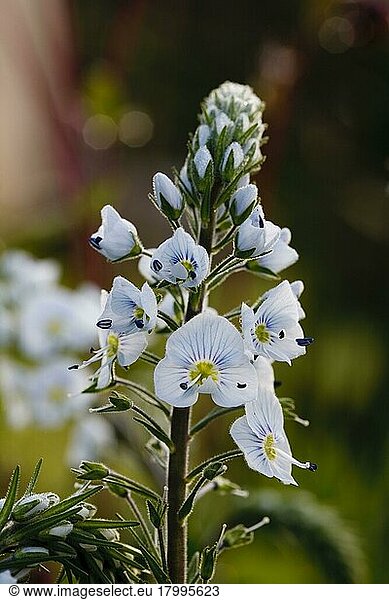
154;312;257;408
256;227;299;274
230;184;258;225
153;172;183;218
241;281;313;364
28;358;94;427
89;205;141;262
18;287;99;359
74;328;147;391
0;360;31;429
194;146;213;180
150;228;210;289
235;205;280;259
0;250;59;304
230;388;316;485
138;248;159;283
0;570;17;584
97;276;157;334
290;280;306;320
67;415;115;466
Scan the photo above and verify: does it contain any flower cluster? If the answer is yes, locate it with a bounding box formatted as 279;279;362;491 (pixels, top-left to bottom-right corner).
84;81;315;492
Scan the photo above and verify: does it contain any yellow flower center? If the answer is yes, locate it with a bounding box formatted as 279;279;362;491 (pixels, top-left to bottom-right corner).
255;323;270;344
47;320;62;336
107;333;119;357
181;259;194;273
189;360;219;386
134;307;144;320
49;386;65;404
263;433;277;461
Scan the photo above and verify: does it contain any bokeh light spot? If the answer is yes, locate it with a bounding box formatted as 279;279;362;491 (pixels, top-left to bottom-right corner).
319;16;355;54
119;111;154;147
82;114;117;150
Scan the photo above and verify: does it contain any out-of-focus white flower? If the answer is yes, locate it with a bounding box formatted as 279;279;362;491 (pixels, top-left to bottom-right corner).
18;287;99;359
47;523;73;538
150;228;210;289
0;360;31;429
241;281;313;364
97;277;157;334
89;205;142;262
27;358;93;427
154;312;257;408
67;416;115;466
230;388;316;485
235;206;280;259
0;250;60;306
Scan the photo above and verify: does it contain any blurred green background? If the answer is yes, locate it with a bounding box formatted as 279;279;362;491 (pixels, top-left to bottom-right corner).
0;0;388;584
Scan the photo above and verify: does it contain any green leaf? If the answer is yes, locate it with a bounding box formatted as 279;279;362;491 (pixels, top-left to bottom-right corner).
178;478;205;523
24;458;43;496
78;519;139;530
245;262;281;281
139;544;170;583
104;474;160;502
188;551;200;583
133;417;175;453
190;406;241;436
0;465;20;531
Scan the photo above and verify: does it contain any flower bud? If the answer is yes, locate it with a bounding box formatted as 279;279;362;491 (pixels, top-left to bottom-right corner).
89;205;142;262
179;161;193;195
100;528;120;542
13;493;59;522
214;112;233;135
0;498;5;511
78;461;110;480
152;172;184;220
75;502;97;520
222;142;244;180
193;146;214;192
47;522;73;538
202;462;227;481
244;138;262;164
230;184;258;225
200;545;217;583
196;124;211;146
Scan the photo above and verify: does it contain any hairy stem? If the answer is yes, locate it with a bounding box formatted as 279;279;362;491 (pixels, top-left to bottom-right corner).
166;202;216;583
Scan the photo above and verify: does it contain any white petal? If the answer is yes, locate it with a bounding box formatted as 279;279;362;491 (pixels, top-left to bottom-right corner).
117;333;148;367
213;362;257;407
230;416;274;477
154;358;198;407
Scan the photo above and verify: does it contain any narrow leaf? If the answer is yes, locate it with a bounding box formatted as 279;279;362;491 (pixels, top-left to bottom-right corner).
0;465;20;531
133;417;175;453
25;458;43;496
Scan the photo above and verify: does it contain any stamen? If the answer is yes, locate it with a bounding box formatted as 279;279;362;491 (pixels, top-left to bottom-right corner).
278;330;285;339
188;271;196;280
134;319;144;329
296;337;314;347
153;259;163;272
89;236;102;249
275;447;317;472
307;462;317;472
68;364;79;370
180;382;188;390
97;319;112;329
246;516;270;533
237;382;247;389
